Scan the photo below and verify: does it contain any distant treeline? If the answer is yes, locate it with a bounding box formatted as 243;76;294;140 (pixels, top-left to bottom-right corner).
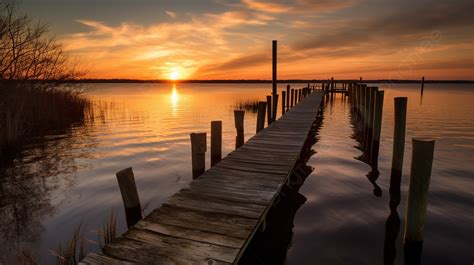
62;79;474;84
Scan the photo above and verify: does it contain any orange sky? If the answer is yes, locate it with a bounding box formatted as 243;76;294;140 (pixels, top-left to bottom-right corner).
24;0;474;80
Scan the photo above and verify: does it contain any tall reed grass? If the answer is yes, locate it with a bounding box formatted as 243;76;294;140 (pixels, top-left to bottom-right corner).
233;99;259;113
0;83;90;159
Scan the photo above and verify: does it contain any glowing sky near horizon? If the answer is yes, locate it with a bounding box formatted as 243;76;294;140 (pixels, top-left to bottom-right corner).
21;0;474;80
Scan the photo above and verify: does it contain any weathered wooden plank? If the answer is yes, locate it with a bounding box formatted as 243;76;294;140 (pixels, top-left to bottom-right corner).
104;236;232;265
150;204;258;239
79;253;135;265
165;191;267;219
134;218;244;249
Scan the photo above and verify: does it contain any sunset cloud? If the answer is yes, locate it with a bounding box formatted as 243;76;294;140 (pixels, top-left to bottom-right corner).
165;10;177;18
52;0;474;80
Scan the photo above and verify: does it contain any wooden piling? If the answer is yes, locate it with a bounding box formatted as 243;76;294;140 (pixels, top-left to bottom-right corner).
272;40;278;120
286;85;290;110
272;94;279;122
210;121;222;167
390;97;407;208
421;76;425;96
256;101;267;133
370;90;384;165
190;132;207;179
404;138;435;265
282;91;286;115
116;167;142;228
331;77;334;91
290;89;295;108
366;86;378;153
234;110;245;148
298;89;302;103
266;95;272;125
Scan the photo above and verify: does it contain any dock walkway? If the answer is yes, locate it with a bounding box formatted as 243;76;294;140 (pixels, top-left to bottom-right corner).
81;91;324;264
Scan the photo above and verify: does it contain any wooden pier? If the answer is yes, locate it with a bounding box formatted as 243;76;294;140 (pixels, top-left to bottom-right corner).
80;90;324;264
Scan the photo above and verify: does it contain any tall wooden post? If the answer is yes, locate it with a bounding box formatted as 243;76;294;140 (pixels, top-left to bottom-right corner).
370;90;384;166
390;97;407;208
210;121;222;167
286;85;290;110
290;89;295;108
116;167;142;228
273;94;279;121
404;138;435;265
331;77;334;91
266;95;272;126
256;101;266;133
366;86;378;154
281;91;286;115
421;76;425;96
234;110;245;148
272;40;277;121
190;132;207;179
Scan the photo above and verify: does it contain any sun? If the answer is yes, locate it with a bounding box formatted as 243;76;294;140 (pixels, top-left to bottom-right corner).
169;70;179;81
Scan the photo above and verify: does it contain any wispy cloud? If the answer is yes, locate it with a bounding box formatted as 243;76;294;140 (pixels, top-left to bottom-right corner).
165;10;177;18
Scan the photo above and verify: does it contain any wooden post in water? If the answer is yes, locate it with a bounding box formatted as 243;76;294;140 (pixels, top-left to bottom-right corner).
370;90;384;165
298;89;302;103
272;40;278;121
390;97;407;208
331;77;334;91
421;76;425;96
190;132;207;179
404;138;435;265
234;110;245;148
256;101;267;133
286;85;290;110
273;94;279;122
116;167;142;228
282;91;286;115
290;89;295;108
210;121;222;167
266;95;272;125
366;87;378;154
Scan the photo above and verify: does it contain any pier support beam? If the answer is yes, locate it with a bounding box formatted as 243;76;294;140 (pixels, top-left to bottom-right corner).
404;138;435;265
116;167;142;228
234;110;245;148
211;121;222;167
191;133;207;179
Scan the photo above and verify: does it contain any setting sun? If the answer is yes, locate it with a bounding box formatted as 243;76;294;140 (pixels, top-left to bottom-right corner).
169;70;180;80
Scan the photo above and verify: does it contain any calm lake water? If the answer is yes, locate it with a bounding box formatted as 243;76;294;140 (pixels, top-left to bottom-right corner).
0;83;472;264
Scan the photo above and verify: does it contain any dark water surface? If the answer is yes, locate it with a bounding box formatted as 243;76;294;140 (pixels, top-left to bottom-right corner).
0;83;472;264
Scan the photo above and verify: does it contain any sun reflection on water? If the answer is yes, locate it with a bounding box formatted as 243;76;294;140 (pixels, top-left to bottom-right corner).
170;84;180;115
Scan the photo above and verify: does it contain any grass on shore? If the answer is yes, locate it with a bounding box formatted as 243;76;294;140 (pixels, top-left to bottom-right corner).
0;83;90;158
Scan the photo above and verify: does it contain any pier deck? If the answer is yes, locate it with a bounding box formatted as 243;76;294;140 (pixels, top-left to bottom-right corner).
81;91;324;264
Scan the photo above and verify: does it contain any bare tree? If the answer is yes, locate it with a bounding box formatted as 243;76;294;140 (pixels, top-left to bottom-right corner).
0;0;81;87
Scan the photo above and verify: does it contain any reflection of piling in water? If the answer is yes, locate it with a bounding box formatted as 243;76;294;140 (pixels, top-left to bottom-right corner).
234;110;245;148
404;138;435;265
190;132;207;178
384;208;401;265
116;167;142;228
210;121;222;167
